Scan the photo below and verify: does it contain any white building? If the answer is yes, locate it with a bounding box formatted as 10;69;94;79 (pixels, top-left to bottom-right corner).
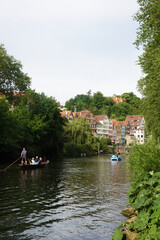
95;115;109;138
108;119;113;139
134;127;145;144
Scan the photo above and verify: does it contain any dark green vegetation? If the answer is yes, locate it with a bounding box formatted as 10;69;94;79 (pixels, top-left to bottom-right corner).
63;117;111;157
126;141;160;239
128;171;160;239
113;142;160;240
0;90;65;160
0;45;64;160
65;91;142;120
0;45;31;97
113;0;160;239
135;0;160;141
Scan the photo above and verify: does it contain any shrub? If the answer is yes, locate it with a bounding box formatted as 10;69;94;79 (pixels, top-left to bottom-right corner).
63;142;93;157
127;139;160;183
128;171;160;239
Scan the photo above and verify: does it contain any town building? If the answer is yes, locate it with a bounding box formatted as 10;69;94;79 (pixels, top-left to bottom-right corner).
77;110;96;135
121;122;126;144
112;94;123;103
108;119;113;139
60;111;74;121
134;127;145;144
95;115;109;138
125;115;145;130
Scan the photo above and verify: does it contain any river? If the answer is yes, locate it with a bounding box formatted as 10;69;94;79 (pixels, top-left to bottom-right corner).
0;155;129;240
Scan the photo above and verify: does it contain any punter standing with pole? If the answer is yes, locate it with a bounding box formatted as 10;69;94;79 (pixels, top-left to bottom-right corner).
21;148;27;165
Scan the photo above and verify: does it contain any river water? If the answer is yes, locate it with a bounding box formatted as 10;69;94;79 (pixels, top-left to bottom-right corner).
0;155;129;240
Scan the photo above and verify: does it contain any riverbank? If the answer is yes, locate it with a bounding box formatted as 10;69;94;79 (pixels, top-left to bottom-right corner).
112;140;160;240
113;171;160;239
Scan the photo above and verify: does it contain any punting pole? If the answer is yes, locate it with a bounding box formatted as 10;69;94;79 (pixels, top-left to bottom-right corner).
2;156;21;172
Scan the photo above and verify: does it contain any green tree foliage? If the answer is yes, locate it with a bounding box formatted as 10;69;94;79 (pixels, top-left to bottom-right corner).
114;140;160;239
121;92;141;109
15;90;65;157
65;94;92;112
127;172;160;239
127;139;160;183
64;117;93;145
134;0;160;140
0;90;65;161
110;102;133;120
65;91;142;119
92;91;104;110
63;117;111;157
92;137;110;153
0;45;31;98
65;98;75;112
63;142;93;157
0;97;21;159
63;117;94;157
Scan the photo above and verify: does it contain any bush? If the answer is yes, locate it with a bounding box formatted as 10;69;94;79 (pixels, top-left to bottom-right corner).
63;142;93;157
128;171;160;239
127;139;160;183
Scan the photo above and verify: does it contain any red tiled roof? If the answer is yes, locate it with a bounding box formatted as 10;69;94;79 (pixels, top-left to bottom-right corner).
60;111;72;117
95;115;106;122
125;115;143;127
112;94;123;103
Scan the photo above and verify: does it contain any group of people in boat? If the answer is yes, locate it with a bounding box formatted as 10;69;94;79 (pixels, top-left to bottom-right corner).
21;148;43;165
111;152;121;161
28;156;43;165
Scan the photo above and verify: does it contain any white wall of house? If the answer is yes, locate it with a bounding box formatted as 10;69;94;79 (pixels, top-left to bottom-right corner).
96;116;109;138
108;119;113;139
140;117;145;129
134;127;145;144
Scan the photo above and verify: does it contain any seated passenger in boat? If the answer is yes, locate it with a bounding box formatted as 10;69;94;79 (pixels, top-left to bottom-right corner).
35;156;39;163
39;157;43;164
30;157;35;164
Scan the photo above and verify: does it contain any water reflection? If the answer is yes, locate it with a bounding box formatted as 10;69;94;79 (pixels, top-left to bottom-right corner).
0;155;129;240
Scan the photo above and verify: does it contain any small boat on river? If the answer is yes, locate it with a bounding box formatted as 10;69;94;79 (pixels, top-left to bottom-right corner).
19;160;49;170
111;155;121;161
117;155;121;161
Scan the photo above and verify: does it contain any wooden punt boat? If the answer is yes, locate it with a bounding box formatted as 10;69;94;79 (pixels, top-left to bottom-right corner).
19;160;49;169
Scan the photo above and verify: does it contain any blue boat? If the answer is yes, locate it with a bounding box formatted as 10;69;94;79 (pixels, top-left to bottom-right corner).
117;155;121;161
111;155;118;161
111;155;121;161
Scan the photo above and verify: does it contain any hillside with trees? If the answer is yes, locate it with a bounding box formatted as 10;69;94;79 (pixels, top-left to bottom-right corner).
65;91;142;120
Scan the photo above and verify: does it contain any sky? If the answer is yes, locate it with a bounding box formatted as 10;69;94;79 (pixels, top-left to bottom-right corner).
0;0;142;105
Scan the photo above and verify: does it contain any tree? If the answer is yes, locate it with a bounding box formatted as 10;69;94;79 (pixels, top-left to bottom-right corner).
134;0;160;140
22;90;65;157
110;102;133;120
12;90;65;158
0;44;31;97
65;117;93;145
92;91;104;109
65;98;75;111
65;94;92;112
121;92;142;109
0;97;21;159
